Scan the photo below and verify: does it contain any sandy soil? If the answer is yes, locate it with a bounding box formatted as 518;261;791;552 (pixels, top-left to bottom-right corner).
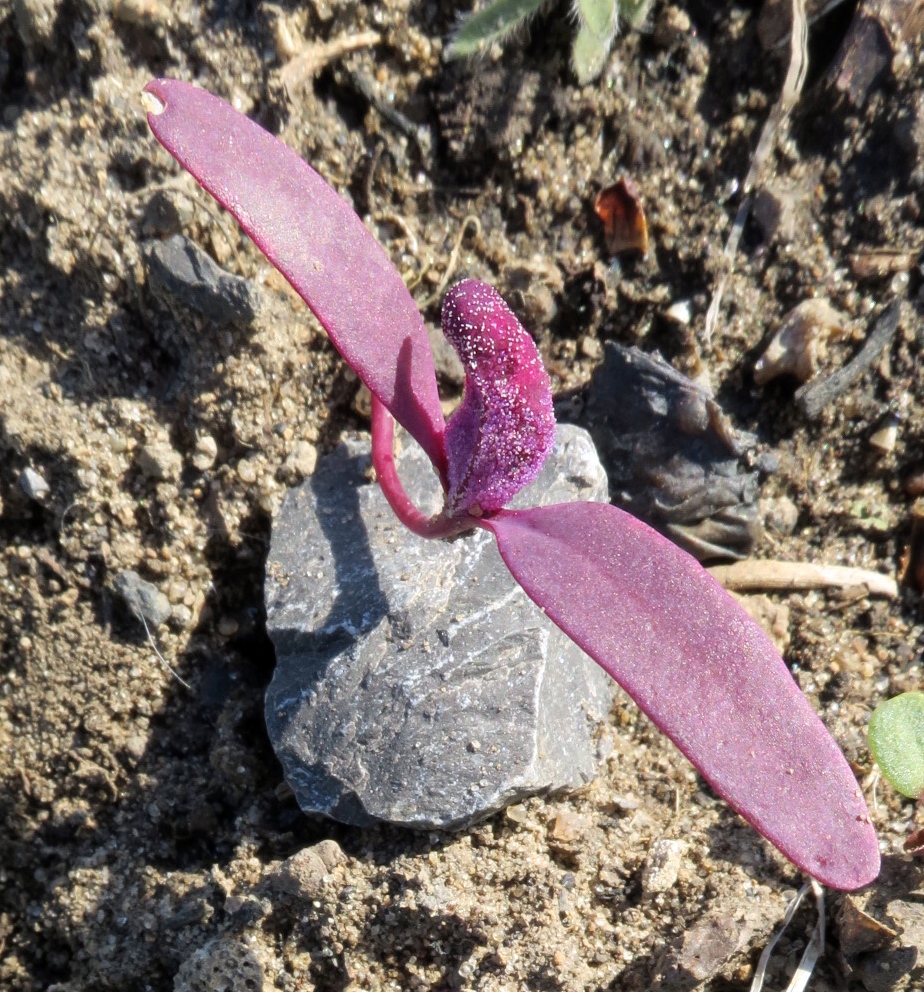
2;1;923;990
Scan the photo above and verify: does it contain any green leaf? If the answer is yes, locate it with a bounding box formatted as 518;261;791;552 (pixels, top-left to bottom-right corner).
447;0;548;58
620;0;653;29
572;22;613;83
869;691;924;799
575;0;617;39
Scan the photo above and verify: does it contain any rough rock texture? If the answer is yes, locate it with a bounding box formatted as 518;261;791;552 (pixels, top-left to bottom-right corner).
264;424;613;829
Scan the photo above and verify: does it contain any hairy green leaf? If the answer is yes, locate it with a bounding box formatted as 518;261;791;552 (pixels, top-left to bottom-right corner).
448;0;547;58
574;0;617;39
621;0;653;28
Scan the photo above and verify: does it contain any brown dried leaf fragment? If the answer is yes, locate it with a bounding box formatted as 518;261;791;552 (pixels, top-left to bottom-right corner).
595;178;649;256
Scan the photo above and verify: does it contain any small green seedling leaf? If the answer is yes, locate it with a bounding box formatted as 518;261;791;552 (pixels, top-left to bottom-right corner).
620;0;652;28
869;691;924;799
448;0;547;58
574;0;618;38
572;23;613;84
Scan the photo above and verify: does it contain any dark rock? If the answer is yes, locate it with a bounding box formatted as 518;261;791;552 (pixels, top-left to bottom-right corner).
264;424;613;829
143;234;258;325
582;343;761;562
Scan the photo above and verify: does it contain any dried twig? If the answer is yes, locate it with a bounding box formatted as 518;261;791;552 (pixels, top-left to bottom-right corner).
795;300;902;418
280;31;381;96
709;559;898;598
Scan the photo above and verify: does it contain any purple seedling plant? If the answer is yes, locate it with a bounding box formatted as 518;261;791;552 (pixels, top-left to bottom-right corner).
142;79;880;891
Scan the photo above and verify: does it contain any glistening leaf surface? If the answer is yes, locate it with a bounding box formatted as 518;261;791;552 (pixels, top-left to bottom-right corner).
442;281;556;514
869;692;924;799
483;502;880;891
143;79;446;474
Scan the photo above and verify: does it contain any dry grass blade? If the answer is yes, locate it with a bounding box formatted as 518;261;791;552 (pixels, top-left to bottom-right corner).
749;881;824;992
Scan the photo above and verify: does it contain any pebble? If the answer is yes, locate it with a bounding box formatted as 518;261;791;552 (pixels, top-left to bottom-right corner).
112;0;170;29
140;190;193;238
170;604;193;629
173;937;267;992
762;495;799;537
144;234;258;326
663;299;691;326
192;435;218;471
550;810;586;843
13;0;56;50
869;416;898;455
136;441;182;482
753;299;848;385
653;5;691;48
283;439;318;479
217;616;239;637
263;840;346;902
641;838;686;894
236;460;257;484
113;570;172;629
580;335;602;360
19;467;50;502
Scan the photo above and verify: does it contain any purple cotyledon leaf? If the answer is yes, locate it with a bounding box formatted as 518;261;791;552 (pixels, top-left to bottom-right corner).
442;280;556;515
142;78;446;477
480;502;880;891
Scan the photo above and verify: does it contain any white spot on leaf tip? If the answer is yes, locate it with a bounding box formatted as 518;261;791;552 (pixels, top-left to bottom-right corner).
141;90;166;116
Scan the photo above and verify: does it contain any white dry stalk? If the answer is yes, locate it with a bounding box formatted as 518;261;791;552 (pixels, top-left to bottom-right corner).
750;880;825;992
704;0;808;343
708;560;899;599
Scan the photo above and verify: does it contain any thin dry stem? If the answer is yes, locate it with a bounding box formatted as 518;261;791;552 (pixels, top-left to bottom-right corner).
709;559;898;599
280;31;381;95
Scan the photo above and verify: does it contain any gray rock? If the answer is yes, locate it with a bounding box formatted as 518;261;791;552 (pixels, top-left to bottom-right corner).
113;570;172;629
265;424;613;829
19;467;50;502
144;234;258;325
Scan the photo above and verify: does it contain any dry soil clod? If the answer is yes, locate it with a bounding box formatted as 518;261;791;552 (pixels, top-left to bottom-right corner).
753;298;848;385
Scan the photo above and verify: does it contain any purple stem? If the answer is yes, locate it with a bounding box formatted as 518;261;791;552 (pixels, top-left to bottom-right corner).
371;397;475;540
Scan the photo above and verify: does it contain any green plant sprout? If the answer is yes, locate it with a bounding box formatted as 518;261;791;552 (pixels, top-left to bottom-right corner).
447;0;652;84
869;691;924;799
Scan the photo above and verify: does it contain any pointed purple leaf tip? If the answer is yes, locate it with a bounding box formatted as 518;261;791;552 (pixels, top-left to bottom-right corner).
141;77;447;476
483;503;881;891
442;280;556;515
